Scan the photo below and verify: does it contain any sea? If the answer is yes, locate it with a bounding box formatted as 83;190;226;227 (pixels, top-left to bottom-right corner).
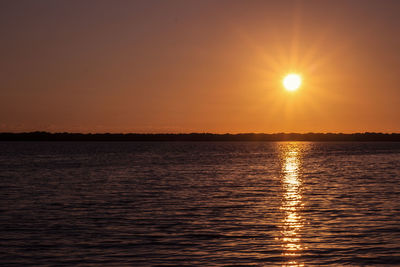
1;141;400;266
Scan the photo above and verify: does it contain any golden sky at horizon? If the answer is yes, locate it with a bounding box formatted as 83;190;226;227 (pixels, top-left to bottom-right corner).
1;1;399;133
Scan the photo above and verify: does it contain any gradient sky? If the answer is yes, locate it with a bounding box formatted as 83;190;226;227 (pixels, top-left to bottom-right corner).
1;0;400;133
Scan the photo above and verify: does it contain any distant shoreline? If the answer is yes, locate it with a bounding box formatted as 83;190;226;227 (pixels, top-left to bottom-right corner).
1;132;400;141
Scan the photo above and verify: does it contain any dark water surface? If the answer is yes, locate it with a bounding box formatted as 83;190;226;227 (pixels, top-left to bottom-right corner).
1;142;400;266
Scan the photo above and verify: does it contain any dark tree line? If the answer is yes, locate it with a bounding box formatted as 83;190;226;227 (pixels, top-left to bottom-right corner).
0;132;400;141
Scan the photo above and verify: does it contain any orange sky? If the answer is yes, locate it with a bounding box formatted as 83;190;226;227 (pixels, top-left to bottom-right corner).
1;0;399;133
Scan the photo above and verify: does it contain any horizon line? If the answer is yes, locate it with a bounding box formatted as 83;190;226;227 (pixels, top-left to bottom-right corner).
2;131;400;142
1;131;400;135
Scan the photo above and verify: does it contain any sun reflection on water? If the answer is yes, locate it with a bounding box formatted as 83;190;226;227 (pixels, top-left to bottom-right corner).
279;143;307;267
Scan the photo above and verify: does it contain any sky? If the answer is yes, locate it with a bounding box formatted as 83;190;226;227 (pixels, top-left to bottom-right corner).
1;0;400;133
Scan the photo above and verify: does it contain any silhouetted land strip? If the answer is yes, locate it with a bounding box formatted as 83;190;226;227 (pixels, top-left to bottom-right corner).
1;132;400;141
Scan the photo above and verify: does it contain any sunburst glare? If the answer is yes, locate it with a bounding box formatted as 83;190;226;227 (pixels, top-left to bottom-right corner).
283;74;302;91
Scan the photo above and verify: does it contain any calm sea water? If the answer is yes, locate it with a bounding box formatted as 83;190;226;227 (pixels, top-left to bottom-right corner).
1;142;400;266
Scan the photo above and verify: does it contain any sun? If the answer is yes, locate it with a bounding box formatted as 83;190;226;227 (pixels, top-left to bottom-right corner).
283;74;302;91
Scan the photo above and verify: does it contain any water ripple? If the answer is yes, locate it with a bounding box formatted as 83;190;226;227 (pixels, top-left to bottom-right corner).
0;141;400;265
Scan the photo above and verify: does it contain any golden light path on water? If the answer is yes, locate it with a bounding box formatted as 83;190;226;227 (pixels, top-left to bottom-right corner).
279;143;307;267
